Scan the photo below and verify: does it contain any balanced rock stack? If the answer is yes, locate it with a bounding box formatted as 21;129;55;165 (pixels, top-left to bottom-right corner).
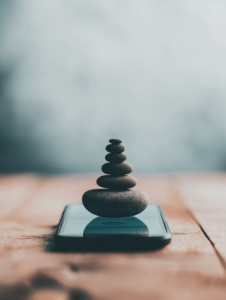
82;139;149;218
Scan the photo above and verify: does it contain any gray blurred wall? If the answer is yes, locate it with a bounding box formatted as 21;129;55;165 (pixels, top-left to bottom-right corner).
1;0;226;174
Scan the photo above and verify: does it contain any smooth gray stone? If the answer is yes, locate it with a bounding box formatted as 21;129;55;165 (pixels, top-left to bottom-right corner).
97;175;137;189
106;144;125;154
109;138;122;144
105;153;127;163
102;162;133;175
82;189;149;218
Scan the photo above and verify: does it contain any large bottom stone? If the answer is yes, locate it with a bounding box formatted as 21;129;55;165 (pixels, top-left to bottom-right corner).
82;189;149;218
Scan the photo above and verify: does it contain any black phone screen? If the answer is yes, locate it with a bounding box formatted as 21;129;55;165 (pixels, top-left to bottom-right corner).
55;204;171;251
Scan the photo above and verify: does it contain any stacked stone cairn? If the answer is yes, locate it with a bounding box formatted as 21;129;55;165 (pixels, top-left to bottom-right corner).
82;139;149;218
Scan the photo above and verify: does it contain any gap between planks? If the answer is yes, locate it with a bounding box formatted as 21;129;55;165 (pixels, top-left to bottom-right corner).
174;186;226;274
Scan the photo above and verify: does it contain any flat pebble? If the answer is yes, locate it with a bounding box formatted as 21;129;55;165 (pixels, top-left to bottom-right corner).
106;144;125;154
105;153;127;163
109;138;122;144
97;175;137;189
102;162;133;175
82;189;149;218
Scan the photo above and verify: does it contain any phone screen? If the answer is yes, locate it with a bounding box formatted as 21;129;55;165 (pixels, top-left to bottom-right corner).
57;204;168;238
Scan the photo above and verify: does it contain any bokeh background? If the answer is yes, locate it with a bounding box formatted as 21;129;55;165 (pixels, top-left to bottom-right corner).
1;0;226;174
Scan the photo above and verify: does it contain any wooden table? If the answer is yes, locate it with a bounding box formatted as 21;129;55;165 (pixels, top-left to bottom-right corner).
0;174;226;300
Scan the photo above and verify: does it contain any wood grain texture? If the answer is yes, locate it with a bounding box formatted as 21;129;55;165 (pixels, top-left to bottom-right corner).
177;174;226;269
0;174;225;300
0;175;40;220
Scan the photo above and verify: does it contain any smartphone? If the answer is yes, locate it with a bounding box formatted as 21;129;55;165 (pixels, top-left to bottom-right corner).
55;204;171;251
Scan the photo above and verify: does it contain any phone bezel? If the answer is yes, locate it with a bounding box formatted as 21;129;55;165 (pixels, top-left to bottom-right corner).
55;204;171;252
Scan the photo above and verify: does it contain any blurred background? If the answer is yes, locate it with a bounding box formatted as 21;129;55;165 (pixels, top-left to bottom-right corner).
1;0;226;174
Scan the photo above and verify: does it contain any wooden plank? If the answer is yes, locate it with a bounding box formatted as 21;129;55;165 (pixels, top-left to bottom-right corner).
177;174;226;268
0;175;43;253
9;175;98;226
0;175;225;300
0;175;40;220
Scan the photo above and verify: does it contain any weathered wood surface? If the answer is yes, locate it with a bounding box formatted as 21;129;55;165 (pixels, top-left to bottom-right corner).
177;174;226;268
0;174;225;300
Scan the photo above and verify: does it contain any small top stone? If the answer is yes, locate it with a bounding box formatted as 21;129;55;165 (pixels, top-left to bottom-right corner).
109;138;122;144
